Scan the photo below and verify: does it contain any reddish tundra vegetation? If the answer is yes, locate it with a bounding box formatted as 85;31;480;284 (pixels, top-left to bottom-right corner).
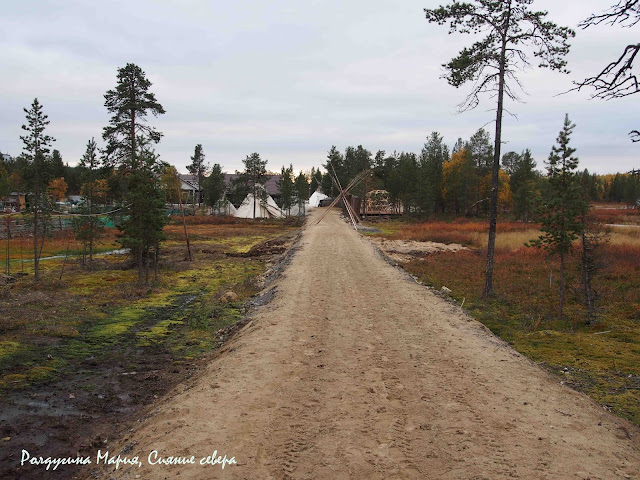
366;204;640;425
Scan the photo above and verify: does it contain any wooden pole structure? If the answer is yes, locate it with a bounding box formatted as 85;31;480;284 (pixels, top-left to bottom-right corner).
328;170;362;229
313;170;368;228
328;162;359;229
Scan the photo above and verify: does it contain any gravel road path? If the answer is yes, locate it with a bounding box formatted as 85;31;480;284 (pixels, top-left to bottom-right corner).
104;208;640;479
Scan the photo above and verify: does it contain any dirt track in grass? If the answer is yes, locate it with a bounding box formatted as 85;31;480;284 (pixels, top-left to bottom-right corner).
99;208;640;479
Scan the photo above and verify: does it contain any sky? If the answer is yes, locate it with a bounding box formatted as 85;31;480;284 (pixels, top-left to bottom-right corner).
0;0;637;175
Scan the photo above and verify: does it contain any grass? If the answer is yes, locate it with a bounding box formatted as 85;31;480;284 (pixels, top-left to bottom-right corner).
0;216;300;390
366;204;640;425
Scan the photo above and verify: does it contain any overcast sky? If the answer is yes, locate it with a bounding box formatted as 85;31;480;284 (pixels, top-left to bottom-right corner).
1;0;637;175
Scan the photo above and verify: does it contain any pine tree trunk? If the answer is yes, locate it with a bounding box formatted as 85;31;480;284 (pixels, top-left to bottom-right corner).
137;246;143;286
559;251;565;319
582;231;595;325
33;193;39;282
154;244;158;282
5;224;9;276
145;247;149;285
89;199;94;270
483;31;509;297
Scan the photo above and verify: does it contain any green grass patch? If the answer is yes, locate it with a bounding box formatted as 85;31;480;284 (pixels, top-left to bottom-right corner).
0;220;297;391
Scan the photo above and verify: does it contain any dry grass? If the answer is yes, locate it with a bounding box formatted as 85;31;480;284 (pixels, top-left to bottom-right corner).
370;215;640;425
382;220;539;249
591;205;640;225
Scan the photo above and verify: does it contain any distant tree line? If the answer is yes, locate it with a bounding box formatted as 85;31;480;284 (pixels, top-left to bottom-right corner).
310;131;640;222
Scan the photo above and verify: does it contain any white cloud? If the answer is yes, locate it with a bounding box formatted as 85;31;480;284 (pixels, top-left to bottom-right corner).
0;0;637;174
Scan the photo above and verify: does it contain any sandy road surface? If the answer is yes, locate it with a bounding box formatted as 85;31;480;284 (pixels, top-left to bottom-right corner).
103;209;640;479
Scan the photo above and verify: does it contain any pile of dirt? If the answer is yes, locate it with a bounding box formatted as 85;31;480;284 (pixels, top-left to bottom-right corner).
227;235;294;257
368;237;467;263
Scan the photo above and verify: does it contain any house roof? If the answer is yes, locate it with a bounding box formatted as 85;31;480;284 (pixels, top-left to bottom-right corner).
178;173;282;196
178;174;199;190
224;173;281;196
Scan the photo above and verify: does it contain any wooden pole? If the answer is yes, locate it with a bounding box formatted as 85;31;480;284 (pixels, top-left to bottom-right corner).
5;216;10;275
313;171;368;227
177;186;192;261
20;233;24;274
59;236;70;280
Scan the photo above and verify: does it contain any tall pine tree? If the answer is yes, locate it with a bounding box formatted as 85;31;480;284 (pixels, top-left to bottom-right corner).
20;98;55;282
72;138;104;270
187;144;208;206
425;0;574;296
278;165;295;215
529;114;588;317
203;163;228;213
102;63;166;285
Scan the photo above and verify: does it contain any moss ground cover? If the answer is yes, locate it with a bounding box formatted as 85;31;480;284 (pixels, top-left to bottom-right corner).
0;216;300;390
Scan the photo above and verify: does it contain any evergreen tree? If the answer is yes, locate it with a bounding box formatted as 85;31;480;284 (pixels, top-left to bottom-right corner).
72;138;104;269
51;149;65;179
309;167;320;195
509;149;539;221
467;128;493;174
102;63;166;285
63;163;84;195
452;137;465;153
294;171;309;214
529;115;589;317
187;144;208;206
623;174;640;206
501;151;521;175
417;132;447;216
0;159;10;200
425;0;574;296
278;165;295;215
234;153;269;219
323;146;344;197
20;98;55;281
229;175;250;208
203;163;228;212
580;213;609;326
119;148;167;284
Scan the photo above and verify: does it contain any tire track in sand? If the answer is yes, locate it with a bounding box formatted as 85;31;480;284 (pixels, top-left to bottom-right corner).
101;208;640;480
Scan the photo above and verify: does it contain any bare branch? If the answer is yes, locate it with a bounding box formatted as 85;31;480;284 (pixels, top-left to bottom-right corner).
580;0;640;28
572;43;640;99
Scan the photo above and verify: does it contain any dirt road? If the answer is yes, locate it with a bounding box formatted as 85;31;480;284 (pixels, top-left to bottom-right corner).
103;209;640;479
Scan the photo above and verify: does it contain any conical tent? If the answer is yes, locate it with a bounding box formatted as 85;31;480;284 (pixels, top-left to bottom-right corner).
308;190;329;207
211;200;237;216
234;191;283;219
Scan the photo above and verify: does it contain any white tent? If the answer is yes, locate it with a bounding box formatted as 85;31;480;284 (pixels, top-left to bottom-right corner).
308;190;329;207
211;200;237;216
234;191;283;219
